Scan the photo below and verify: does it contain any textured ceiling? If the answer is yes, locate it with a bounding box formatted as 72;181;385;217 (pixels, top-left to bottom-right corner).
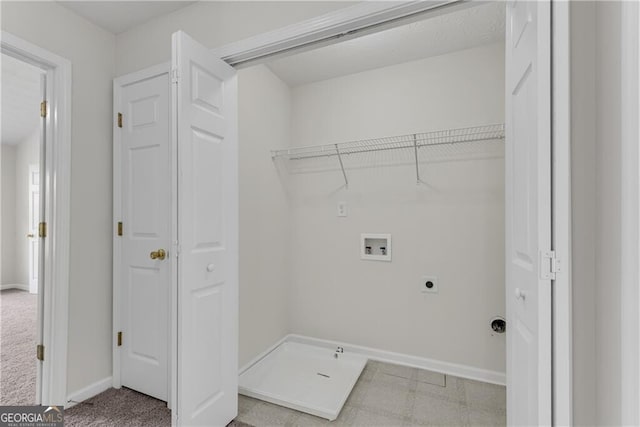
1;54;44;146
57;1;196;34
266;2;505;87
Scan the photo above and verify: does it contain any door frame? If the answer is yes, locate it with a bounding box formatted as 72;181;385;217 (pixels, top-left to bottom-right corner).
1;31;72;406
620;1;640;424
112;62;173;408
550;2;572;425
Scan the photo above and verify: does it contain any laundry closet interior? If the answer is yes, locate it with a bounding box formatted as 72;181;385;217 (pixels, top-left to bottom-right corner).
113;1;506;423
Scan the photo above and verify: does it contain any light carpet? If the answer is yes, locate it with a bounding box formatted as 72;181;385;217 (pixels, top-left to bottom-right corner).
0;289;37;405
65;387;170;426
0;289;252;426
65;387;252;427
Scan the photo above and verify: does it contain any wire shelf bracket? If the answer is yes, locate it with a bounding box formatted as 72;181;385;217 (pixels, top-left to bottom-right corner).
413;133;423;185
334;143;349;189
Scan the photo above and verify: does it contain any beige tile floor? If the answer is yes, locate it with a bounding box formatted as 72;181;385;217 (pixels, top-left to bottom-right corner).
236;360;506;427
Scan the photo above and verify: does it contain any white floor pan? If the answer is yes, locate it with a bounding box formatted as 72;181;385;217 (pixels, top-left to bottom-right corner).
239;341;368;420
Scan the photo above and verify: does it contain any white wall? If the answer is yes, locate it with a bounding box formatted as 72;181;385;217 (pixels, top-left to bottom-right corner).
237;65;292;367
569;2;637;424
14;129;39;287
1;1;116;395
595;2;623;424
570;2;597;424
1;145;17;286
287;43;506;374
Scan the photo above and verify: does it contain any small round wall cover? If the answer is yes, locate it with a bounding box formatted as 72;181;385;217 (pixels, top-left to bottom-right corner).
490;316;506;334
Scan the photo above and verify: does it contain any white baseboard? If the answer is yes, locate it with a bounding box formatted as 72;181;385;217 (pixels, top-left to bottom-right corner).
0;283;29;291
241;334;506;386
65;377;112;409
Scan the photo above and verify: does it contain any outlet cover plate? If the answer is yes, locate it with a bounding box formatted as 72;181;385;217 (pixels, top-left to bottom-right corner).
337;201;348;217
421;276;438;294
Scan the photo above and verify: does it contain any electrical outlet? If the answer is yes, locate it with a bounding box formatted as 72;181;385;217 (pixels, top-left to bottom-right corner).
421;276;438;294
337;201;348;217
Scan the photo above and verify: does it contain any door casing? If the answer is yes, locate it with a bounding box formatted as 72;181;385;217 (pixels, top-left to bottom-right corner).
620;1;640;424
1;31;72;407
550;1;572;424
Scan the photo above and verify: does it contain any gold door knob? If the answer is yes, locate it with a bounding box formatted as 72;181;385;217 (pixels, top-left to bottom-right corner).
150;249;166;260
27;234;35;238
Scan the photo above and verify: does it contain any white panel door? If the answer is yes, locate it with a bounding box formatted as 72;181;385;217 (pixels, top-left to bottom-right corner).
505;1;552;425
172;30;238;426
28;165;39;294
120;72;171;402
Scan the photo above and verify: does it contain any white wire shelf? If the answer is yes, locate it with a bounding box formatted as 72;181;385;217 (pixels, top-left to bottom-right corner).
271;124;505;187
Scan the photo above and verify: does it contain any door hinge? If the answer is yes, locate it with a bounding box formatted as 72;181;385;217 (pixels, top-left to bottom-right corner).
117;112;123;128
38;222;47;238
171;68;180;84
117;331;122;347
117;221;123;236
540;250;560;280
37;344;45;361
40;101;47;118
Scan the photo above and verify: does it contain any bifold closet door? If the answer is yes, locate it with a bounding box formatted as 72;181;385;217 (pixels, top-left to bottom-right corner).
505;1;552;425
172;30;238;426
120;72;171;402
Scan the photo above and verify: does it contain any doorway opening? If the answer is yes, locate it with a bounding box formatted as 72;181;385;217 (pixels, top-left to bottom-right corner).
1;52;45;405
227;1;565;425
236;2;507;424
1;31;72;407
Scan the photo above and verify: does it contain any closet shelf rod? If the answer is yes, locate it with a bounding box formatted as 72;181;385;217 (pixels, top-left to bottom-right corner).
282;135;503;161
271;124;505;161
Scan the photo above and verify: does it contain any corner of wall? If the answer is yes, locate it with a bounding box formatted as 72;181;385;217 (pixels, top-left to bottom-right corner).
236;63;294;367
569;2;598;424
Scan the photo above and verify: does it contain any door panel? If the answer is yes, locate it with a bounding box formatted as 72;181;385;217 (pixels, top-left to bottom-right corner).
172;30;238;427
129;267;162;361
130;145;162;236
120;72;171;402
28;166;39;294
505;0;552;425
